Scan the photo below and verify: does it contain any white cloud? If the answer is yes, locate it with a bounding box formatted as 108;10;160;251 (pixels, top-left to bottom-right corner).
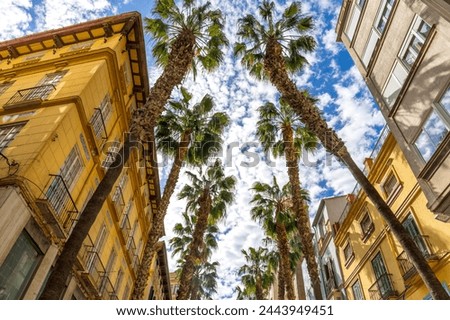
34;0;116;31
0;0;33;40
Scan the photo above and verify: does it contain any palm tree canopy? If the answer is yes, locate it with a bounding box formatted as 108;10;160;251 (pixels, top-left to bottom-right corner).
250;176;305;237
178;159;236;223
234;1;315;79
256;99;318;157
156;87;230;165
145;0;229;77
238;247;274;295
169;210;219;260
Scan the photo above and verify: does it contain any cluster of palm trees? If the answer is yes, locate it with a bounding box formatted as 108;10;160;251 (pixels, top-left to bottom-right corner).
39;0;449;301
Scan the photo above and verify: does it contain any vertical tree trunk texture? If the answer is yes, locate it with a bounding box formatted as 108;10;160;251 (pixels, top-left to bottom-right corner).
132;133;191;299
295;257;307;300
130;31;195;139
277;263;286;300
177;190;212;300
276;219;296;300
40;137;133;299
255;274;264;300
264;38;449;300
281;126;322;300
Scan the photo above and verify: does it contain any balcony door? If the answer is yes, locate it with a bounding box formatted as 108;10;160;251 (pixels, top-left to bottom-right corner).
371;252;393;298
402;214;428;256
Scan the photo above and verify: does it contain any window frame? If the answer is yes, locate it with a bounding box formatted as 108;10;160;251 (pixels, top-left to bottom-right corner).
359;211;375;241
380;169;402;203
375;0;395;34
351;279;365;300
413;85;450;163
0;121;27;152
398;17;431;71
343;241;355;266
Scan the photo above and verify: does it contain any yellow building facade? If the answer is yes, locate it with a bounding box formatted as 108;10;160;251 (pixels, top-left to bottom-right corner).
0;12;171;300
334;130;450;300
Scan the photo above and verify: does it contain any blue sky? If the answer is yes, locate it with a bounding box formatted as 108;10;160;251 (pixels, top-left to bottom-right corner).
1;0;385;299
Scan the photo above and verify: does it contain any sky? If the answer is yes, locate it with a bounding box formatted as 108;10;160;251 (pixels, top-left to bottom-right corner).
0;0;386;299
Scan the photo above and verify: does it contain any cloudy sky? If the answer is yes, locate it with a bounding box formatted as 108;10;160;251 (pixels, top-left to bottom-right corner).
1;0;385;299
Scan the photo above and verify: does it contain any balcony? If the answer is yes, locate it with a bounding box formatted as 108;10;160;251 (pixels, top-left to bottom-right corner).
4;85;56;109
368;273;398;300
36;174;78;238
396;235;437;280
77;237;118;300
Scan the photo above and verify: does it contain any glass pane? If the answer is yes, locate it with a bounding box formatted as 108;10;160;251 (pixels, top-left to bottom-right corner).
0;232;41;299
418;21;431;38
440;87;450;115
415;111;448;161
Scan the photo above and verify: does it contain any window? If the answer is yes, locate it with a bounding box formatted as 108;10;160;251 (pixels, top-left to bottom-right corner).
343;242;354;264
0;122;26;152
360;212;374;239
345;0;365;41
101;140;121;169
402;214;429;256
46;145;83;214
352;280;365;300
115;268;124;293
79;133;90;161
28;71;67;100
120;200;133;229
0;81;14;96
382;61;408;107
0;231;42;299
90;94;112;140
382;172;399;198
376;0;395;34
400;19;431;70
69;40;94;52
362;0;395;67
87;224;108;272
371;252;394;298
112;173;127;214
440;86;450;116
362;29;379;66
414;86;450;162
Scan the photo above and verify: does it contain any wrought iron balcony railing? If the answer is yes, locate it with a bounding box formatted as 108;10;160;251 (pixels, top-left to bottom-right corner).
396;235;436;280
4;85;56;108
368;273;397;300
77;239;118;300
45;174;79;232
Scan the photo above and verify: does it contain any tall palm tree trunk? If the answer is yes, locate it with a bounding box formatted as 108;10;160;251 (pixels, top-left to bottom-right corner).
264;39;449;300
40;136;134;299
255;274;264;300
295;257;307;300
177;189;212;300
281;126;322;299
132;132;191;299
131;31;195;138
276;219;296;300
277;263;286;300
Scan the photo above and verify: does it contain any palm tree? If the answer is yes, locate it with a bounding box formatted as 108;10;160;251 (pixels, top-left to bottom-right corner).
238;247;274;300
190;261;220;300
235;0;449;299
133;89;229;299
235;285;256;300
40;0;228;300
170;211;220;299
250;177;298;300
256;98;320;298
131;0;228;139
176;160;236;299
